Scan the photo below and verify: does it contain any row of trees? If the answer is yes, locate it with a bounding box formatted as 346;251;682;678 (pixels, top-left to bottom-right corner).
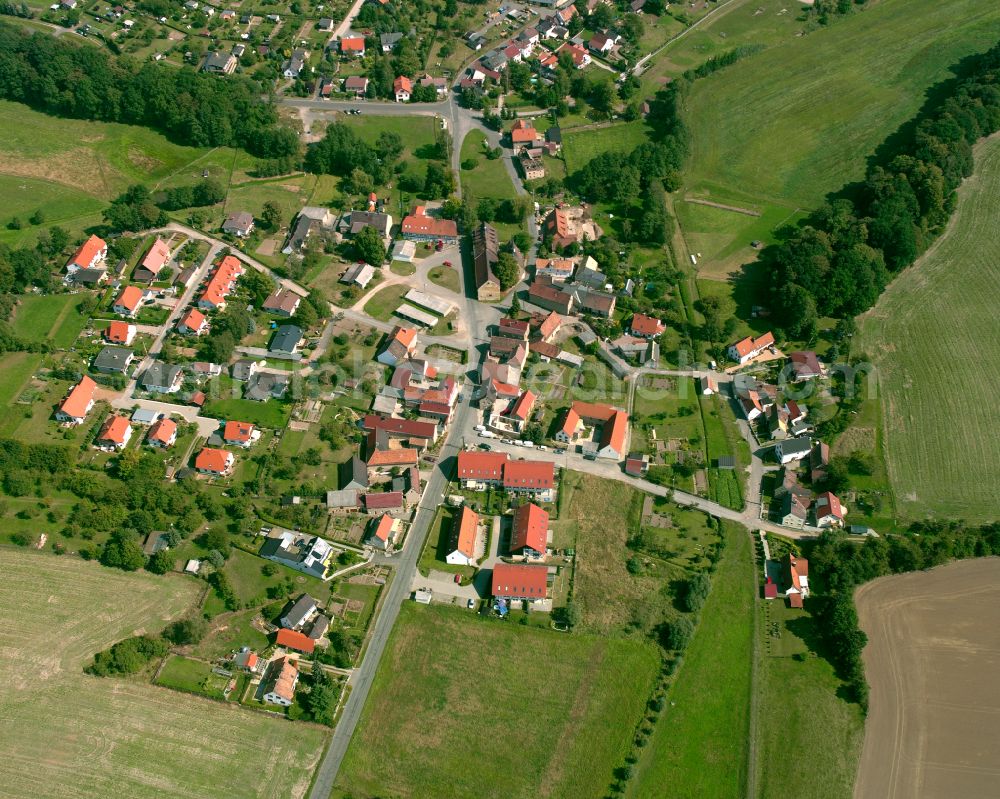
807;520;1000;708
765;40;1000;335
0;23;297;158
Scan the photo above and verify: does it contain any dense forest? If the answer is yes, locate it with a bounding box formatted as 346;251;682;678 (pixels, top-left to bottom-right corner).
0;22;297;158
806;520;1000;708
764;39;1000;338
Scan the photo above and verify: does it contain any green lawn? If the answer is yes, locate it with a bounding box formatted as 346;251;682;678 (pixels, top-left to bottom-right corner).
856;134;1000;521
155;654;229;700
562;120;650;175
362;283;409;321
12;294;89;347
0;352;42;407
0;174;105;248
628;522;754;798
221;547;331;609
427;264;460;293
417;505;474;579
389;260;416;276
201;398;292;429
684;0;1000;214
756;600;865;799
459;130;518;201
334;603;660;799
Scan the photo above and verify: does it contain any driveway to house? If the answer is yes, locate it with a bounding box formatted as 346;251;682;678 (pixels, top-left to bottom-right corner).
411;569;480;603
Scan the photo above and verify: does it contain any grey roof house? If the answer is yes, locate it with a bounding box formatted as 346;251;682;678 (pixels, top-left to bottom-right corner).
259;530;333;578
270;324;303;354
280;594;317;629
245;372;289;402
142;361;184;393
93;346;134;374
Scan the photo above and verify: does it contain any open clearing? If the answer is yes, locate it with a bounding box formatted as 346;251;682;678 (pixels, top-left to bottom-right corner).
857;135;1000;520
628;522;753;798
334;603;660;799
0;550;328;799
681;0;1000;269
855;558;1000;799
459;129;518;200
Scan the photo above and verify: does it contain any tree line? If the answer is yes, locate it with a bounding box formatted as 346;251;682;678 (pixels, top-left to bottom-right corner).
764;39;1000;339
806;519;1000;709
0;22;298;159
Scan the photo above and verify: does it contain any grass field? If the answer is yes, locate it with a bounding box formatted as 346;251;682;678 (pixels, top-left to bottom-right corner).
334;603;660;799
561;120;649;175
459;130;519;200
856;135;1000;521
756;599;864;799
362;283;409;321
427;264;460;292
12;294;89;347
0;352;42;407
201;397;292;429
628;522;754;798
681;0;1000;271
0;550;327;798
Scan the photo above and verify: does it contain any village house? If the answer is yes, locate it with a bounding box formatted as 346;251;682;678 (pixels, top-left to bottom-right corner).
491;563;548;604
699;376;718;395
262;656;299;706
728;331;776;365
528;278;574;314
345;209;393;238
400;206;459;244
95;415;132;451
362;415;438;447
393;75;412;102
510;502;548;558
545;206;603;248
472;222;502;301
177;308;208;336
104;321;136;346
64;235;107;275
135;238;171;283
280;594;317;630
624;453;650;477
343;75;369;96
788;350;823;381
366;513;397;549
629;313;665;339
784;553;809;605
810;440;830;483
195;447;234;476
534;257;575;283
520;154;545;181
223;420;259;448
814;491;845;528
504;390;536;433
361;491;405;516
142;361;184;394
55;376;97;425
113;285;145;318
377;326;419;366
503;459;555;501
270;324;303;355
147;418;178;448
222;211;255;238
262;288;301;318
775;437;813;465
339;36;366;57
198;255;244;311
446;506;479;565
232;647;262;674
510;119;541;147
202;50;238;74
456;450;508;489
275;628;315;654
282;47;308;78
259;530;334;578
380;31;403;52
556;402;630;460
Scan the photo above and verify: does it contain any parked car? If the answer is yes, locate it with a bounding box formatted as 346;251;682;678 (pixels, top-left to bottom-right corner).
454;573;462;584
467;598;476;609
443;260;452;267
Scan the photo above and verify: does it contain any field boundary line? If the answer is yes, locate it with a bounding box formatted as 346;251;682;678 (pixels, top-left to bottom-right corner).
683;197;761;216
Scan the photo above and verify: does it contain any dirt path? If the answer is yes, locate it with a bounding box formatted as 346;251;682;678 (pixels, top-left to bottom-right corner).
683;197;762;217
854;557;1000;799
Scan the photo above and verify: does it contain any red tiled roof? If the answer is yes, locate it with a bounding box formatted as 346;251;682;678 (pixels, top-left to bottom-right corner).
401;208;458;238
457;450;508;480
97;415;131;445
67;234;107;270
115;285;144;313
224;420;255;443
630;313;665;337
503;459;554;490
363;491;404;510
815;492;844;520
394;75;412;93
275;628;315;653
491;563;548;598
141;238;171;273
362;415;436;439
371;513;394;542
105;321;133;344
453;506;478;558
262;288;301;315
340;36;365;51
789;350;822;377
59;376;97;419
179;308;206;332
148;418;177;445
491;379;521;398
511;125;539;143
559;408;581;437
731;332;775;358
367;447;419;468
200;255;244;308
507;390;536;421
511;502;548;553
195;447;233;474
499;317;530;336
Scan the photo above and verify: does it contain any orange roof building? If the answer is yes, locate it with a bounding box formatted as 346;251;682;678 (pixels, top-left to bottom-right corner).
340;36;365;54
503;459;555;496
66;234;107;273
223;420;257;447
506;390;536;424
96;415;132;450
446;505;479;565
557;402;629;460
367;513;395;549
491;563;548;602
629;313;665;338
198;255;245;310
262;656;299;706
401;206;459;242
56;376;97;424
178;308;207;335
511;502;548;556
195;447;235;475
105;321;136;345
147;418;178;448
113;285;145;317
275;628;315;654
511;120;540;145
456;450;508;484
728;332;775;364
140;237;171;274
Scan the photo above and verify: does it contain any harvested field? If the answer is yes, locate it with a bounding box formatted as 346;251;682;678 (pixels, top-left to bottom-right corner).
857;135;1000;520
855;558;1000;799
0;550;328;799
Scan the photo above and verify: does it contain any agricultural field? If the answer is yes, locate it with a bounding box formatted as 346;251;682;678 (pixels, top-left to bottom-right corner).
756;599;864;799
855;559;1000;799
856;135;1000;521
561;120;649;175
0;550;328;799
628;522;754;798
334;603;660;799
681;0;1000;270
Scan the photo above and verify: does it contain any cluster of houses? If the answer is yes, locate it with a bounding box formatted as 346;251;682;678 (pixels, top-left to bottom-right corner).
763;552;811;608
507;119;562;181
772;439;845;530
